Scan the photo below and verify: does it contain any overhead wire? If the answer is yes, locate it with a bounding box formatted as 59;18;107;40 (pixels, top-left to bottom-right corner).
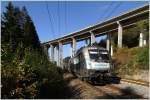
104;2;122;20
45;1;55;38
57;1;60;36
64;1;67;34
97;2;114;22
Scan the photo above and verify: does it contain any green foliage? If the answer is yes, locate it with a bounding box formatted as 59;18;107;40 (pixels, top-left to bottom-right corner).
2;45;67;98
133;46;149;69
123;27;139;48
113;47;149;77
2;2;40;53
1;2;68;99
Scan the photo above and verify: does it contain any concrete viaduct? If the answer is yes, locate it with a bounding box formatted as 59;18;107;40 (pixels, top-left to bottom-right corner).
42;4;149;67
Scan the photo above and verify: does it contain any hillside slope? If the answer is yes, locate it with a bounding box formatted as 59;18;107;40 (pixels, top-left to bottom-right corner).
112;46;149;81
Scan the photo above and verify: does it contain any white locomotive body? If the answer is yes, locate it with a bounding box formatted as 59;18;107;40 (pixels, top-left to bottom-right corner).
68;45;114;83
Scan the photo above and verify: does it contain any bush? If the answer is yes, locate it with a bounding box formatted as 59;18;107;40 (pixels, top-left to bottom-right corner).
133;46;149;69
1;47;68;99
113;47;149;77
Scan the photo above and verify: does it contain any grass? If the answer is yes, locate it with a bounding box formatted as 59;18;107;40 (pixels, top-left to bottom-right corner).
112;46;149;78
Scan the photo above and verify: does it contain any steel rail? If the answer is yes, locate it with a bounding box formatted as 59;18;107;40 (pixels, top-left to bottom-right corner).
121;78;149;87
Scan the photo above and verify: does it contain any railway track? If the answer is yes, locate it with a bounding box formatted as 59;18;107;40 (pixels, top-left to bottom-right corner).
105;84;146;99
86;83;146;99
121;78;149;87
84;81;146;99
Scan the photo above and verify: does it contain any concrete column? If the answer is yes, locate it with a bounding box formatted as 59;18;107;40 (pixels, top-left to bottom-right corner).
139;33;144;47
90;31;96;45
70;43;73;58
111;45;113;56
106;34;110;51
72;37;76;57
143;40;146;46
117;21;123;48
50;44;54;62
56;46;59;66
58;42;63;67
107;33;113;56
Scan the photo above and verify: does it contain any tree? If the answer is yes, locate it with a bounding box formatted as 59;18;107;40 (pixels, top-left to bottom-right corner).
2;2;68;99
2;2;16;51
123;27;139;48
23;15;40;49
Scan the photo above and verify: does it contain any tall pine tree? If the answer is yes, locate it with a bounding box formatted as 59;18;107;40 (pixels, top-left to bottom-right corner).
2;2;41;54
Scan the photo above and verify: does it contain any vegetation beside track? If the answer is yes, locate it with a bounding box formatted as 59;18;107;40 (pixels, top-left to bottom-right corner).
1;2;69;99
112;46;149;80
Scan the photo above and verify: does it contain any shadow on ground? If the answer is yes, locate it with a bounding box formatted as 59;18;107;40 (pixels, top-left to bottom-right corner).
88;79;145;99
95;86;144;99
63;73;82;99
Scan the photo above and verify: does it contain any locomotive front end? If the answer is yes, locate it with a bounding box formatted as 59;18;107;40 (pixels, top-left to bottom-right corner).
86;47;112;77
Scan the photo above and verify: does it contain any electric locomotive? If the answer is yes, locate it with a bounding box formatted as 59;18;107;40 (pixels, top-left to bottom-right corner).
68;45;119;84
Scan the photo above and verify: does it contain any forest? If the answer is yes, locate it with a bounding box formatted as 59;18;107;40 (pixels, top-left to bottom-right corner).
1;2;68;99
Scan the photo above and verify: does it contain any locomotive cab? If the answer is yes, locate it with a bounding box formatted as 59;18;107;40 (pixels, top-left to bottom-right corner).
88;49;110;71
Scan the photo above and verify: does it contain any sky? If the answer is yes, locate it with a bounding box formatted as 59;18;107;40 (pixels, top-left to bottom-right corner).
1;1;148;62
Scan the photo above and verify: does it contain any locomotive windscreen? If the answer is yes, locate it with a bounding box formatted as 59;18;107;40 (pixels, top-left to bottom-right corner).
88;49;109;62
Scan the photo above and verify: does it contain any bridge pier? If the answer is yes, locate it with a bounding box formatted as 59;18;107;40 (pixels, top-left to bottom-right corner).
117;21;123;48
143;40;146;46
58;42;63;67
107;33;113;56
71;37;76;57
139;32;144;47
106;34;110;51
50;44;54;62
90;31;96;45
111;45;113;56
